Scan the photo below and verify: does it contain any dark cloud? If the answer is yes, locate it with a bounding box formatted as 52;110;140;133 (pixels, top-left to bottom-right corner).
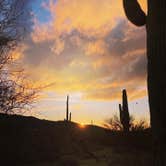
23;38;55;66
105;20;146;57
127;54;147;79
22;32;86;69
107;20;127;40
98;20;147;81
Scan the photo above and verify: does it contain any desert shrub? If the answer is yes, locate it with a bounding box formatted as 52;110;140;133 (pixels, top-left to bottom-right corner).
104;115;149;132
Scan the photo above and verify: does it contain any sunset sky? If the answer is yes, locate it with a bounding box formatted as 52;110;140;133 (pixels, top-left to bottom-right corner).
17;0;149;125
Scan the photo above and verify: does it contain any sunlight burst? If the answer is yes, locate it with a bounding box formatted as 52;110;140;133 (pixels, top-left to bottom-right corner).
79;123;86;129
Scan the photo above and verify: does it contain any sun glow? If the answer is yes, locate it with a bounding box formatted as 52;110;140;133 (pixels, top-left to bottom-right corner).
79;123;86;129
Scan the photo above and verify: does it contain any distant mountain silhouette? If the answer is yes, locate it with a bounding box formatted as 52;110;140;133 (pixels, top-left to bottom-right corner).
0;113;152;165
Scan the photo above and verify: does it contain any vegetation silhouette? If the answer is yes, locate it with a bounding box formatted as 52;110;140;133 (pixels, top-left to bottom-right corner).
105;89;148;132
104;114;148;132
65;95;69;121
69;112;72;122
123;0;166;165
0;0;40;115
0;113;152;165
119;89;130;132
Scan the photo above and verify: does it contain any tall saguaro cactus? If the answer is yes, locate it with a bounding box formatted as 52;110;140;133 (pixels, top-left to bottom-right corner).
123;1;166;165
66;95;69;121
119;89;130;132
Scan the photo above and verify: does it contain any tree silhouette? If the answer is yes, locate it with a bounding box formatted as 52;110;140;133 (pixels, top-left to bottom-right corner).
0;71;39;114
0;0;40;114
123;0;166;165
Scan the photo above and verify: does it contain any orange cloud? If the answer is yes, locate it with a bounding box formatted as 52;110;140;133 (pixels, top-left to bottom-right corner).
20;0;148;102
51;0;123;33
31;0;124;43
85;40;107;56
31;0;147;42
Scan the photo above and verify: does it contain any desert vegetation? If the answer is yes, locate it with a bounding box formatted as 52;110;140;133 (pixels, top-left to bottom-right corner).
104;89;149;132
1;0;165;165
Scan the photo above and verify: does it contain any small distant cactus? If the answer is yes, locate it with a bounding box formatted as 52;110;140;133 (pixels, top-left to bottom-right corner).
119;89;130;132
69;112;71;122
66;95;69;121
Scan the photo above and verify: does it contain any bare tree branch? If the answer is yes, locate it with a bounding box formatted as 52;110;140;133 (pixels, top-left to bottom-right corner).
0;0;41;115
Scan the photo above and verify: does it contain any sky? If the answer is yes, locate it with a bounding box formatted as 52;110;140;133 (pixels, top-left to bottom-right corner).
16;0;149;126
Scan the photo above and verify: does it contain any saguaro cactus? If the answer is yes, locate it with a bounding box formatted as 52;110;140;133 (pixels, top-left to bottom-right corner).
123;1;166;165
69;112;71;122
119;89;130;132
66;95;69;121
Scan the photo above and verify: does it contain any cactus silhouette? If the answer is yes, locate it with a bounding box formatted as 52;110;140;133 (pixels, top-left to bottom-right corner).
119;89;130;132
66;95;69;121
123;0;166;165
69;112;71;122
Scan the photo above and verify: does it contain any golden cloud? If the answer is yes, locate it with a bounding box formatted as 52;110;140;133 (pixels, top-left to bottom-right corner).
31;0;124;43
21;0;148;101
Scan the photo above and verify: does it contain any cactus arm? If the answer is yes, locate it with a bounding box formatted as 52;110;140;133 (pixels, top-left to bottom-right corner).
123;0;146;26
69;112;71;121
